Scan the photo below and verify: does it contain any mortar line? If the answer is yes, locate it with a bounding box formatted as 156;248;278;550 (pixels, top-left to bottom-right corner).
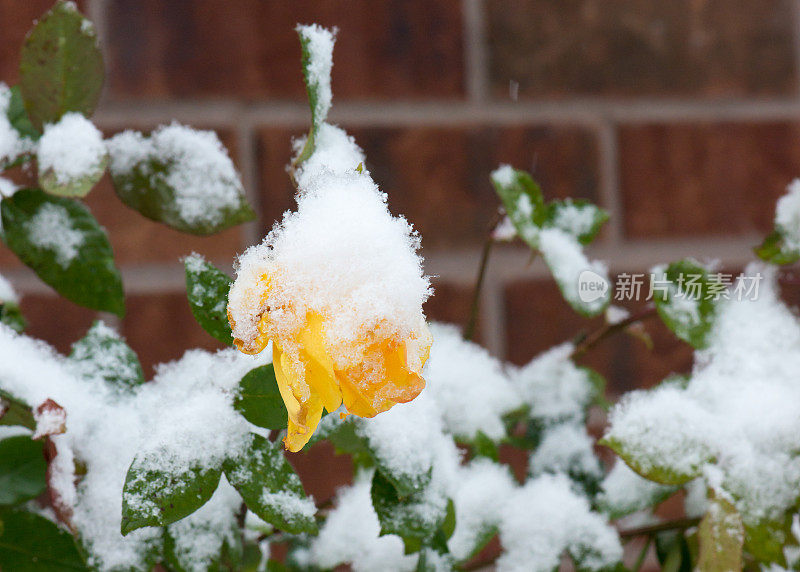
598;120;624;244
791;0;800;97
236;119;262;249
462;0;489;102
94;98;800;129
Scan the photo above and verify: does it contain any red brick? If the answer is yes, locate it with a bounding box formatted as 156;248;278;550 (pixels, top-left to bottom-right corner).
287;441;353;505
487;0;797;99
18;293;98;355
619;121;800;238
121;292;226;377
104;0;464;101
256;125;600;249
503;279;693;395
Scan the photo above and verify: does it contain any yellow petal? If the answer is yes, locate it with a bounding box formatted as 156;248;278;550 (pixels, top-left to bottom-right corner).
272;343;302;428
300;314;342;413
284;395;323;452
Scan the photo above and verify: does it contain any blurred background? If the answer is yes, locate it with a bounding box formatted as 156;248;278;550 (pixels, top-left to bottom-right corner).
2;1;799;438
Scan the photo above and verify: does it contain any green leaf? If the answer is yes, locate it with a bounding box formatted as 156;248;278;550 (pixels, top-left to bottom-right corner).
655;531;693;572
234;365;285;430
184;254;233;345
68;321;144;391
7;85;40;141
0;435;46;505
1;189;125;316
371;470;447;549
544;198;609;245
0;508;88;570
39;152;107;199
652;259;719;349
468;431;499;462
223;434;317;534
109;127;256;236
754;229;800;265
0;300;26;333
0;390;35;430
294;25;335;166
491;165;546;248
600;436;701;486
697;493;743;572
120;459;221;535
743;514;796;566
19;1;104;131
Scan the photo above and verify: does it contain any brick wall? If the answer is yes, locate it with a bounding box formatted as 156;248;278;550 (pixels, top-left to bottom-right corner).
2;0;800;394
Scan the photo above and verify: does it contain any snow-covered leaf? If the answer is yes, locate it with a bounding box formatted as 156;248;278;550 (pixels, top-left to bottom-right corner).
68;321;144;391
184;254;233;345
108;125;256;235
491;165;546;248
37;113;107;198
223;434;317;534
744;515;796;566
1;189;125;316
652;259;720;349
600;435;702;486
0;508;88;570
370;470;448;553
697;493;744;572
19;1;103;131
294;25;336;165
0;390;34;430
755;229;800;265
0;435;46;505
233;364;285;430
120;460;222;535
544;198;608;246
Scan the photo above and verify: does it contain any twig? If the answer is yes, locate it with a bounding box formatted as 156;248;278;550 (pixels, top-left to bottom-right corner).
463;213;502;342
619;517;701;539
570;305;658;359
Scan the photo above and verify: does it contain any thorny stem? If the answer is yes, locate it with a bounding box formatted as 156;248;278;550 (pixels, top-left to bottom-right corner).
570;305;659;360
463;213;502;342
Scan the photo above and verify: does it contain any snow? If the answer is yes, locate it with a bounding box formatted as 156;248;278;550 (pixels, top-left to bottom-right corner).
448;459;516;560
598;461;675;518
774;179;800;249
492;215;517;241
24;202;84;268
0;84;35;166
0;272;18;303
293;123;365;190
312;472;416;572
492;164;516;187
0;322;267;570
67;322;141;387
529;422;602;480
538;227;609;314
605;305;630;325
260;490;316;522
605;265;800;524
513;342;596;421
228;160;430;372
549;199;599;239
37;113;105;184
166;477;240;572
497;474;622;571
422;323;520;441
106;123;245;226
296;24;336;125
0;176;18;198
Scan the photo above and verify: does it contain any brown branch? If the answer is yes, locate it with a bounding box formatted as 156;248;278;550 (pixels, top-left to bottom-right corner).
619;516;701;539
463;213;502;342
570;305;658;360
